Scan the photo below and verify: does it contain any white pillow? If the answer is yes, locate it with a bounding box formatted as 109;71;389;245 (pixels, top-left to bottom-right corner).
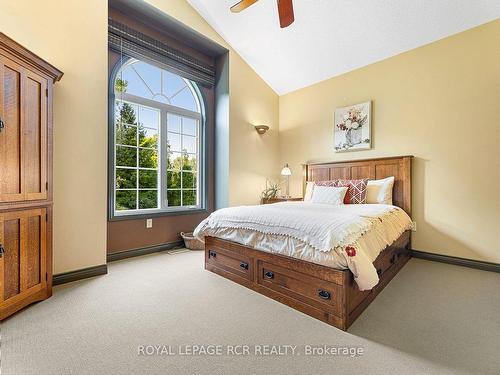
366;176;395;205
303;181;315;202
311;186;348;205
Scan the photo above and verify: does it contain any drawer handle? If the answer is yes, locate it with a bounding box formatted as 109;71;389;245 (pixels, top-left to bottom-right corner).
318;289;331;300
239;262;249;270
0;118;4;132
0;244;4;258
209;250;216;258
264;271;274;279
390;254;397;264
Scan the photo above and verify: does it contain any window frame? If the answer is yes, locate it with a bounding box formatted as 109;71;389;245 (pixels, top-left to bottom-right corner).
108;57;208;220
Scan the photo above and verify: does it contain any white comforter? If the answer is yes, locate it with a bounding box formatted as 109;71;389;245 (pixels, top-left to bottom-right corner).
194;202;412;290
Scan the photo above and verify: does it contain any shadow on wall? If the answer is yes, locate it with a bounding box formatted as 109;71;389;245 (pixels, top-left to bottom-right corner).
414;223;494;261
412;156;494;262
228;121;280;205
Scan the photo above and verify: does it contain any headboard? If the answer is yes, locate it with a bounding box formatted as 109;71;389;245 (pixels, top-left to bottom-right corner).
304;156;412;216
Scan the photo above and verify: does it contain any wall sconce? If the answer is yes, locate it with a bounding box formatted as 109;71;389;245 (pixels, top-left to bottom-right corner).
254;125;269;135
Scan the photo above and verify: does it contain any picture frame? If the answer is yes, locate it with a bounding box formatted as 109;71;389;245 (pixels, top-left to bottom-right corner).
334;101;372;152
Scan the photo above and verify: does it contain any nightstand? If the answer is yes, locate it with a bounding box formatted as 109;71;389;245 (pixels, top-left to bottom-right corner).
261;197;303;204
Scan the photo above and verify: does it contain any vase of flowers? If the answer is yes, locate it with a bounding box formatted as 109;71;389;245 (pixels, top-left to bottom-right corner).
337;107;367;146
346;127;362;146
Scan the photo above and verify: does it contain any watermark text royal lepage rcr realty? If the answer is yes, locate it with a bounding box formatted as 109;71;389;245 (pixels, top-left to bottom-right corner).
137;345;364;357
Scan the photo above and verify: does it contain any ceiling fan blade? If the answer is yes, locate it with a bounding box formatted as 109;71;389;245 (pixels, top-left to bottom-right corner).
277;0;294;28
230;0;259;13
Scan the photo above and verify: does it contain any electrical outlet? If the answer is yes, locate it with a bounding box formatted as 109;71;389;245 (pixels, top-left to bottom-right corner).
411;221;417;232
146;219;153;229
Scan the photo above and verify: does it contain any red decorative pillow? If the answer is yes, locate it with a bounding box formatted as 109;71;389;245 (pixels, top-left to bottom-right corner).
316;179;368;204
337;179;368;204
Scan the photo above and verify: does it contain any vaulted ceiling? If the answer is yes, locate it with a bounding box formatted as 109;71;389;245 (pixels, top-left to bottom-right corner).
187;0;500;94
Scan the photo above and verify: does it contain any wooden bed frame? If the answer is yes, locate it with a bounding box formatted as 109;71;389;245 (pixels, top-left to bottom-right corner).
205;156;413;330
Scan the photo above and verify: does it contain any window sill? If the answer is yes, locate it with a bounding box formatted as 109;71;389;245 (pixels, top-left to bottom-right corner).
108;207;209;222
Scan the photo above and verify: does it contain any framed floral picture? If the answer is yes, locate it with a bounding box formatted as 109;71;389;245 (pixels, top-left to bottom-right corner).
334;101;372;152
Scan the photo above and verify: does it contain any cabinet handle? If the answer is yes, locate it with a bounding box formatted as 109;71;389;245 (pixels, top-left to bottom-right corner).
0;118;4;132
209;250;216;258
318;289;331;300
0;244;4;258
239;262;248;270
264;271;274;279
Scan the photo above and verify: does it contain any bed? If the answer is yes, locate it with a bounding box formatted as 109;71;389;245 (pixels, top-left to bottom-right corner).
196;156;412;330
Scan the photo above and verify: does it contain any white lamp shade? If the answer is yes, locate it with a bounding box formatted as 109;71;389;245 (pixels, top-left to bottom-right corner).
281;164;292;176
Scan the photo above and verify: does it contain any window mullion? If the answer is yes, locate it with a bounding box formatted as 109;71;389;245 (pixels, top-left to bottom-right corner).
197;118;201;207
160;109;168;209
120;93;201;120
180;116;183;207
114;106;118;212
136;114;140;210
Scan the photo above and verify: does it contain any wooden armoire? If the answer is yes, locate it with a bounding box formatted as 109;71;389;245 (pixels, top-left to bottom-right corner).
0;33;62;320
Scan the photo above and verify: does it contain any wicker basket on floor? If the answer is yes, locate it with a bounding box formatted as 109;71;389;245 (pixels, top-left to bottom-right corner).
181;232;204;250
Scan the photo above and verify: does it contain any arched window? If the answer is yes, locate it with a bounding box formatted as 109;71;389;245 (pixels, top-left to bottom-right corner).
112;59;204;215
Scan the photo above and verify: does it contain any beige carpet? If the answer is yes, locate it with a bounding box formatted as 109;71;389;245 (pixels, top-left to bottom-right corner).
2;251;499;375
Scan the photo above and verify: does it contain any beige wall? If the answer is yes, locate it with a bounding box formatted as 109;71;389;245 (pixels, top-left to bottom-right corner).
228;54;279;205
279;20;500;262
0;0;279;273
0;0;108;273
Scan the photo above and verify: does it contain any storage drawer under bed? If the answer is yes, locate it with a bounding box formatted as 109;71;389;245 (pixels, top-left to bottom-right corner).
205;245;254;282
257;260;343;317
374;239;409;279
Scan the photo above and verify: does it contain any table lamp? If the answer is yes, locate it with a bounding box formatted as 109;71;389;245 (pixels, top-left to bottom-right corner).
281;163;292;198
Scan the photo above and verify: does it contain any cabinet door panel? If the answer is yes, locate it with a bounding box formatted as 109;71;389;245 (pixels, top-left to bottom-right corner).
2;215;21;300
0;217;3;302
26;215;42;288
24;72;47;200
0;57;48;203
0;208;46;305
0;58;24;201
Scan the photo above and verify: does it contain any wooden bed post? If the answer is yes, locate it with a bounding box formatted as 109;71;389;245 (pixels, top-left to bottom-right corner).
302;164;309;198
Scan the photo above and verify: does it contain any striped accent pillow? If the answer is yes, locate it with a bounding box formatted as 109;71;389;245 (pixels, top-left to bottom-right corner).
316;179;368;204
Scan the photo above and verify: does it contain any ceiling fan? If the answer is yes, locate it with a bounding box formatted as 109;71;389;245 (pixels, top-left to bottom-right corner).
230;0;294;28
